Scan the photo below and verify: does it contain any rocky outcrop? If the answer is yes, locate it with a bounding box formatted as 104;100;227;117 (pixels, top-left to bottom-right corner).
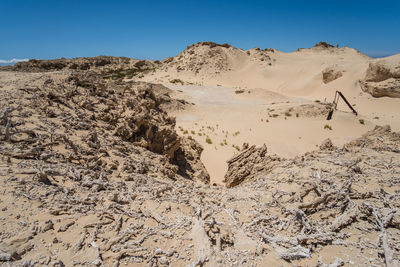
160;42;273;75
314;41;335;49
345;125;400;152
322;66;343;83
0;69;208;184
319;138;336;150
0;56;159;75
173;137;210;183
283;102;333;118
186;41;232;49
359;79;400;98
359;54;400;98
224;144;281;187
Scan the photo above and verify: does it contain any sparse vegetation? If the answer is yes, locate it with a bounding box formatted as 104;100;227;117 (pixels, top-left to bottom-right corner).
233;131;240;136
206;137;212;144
102;67;145;80
315;41;335;48
170;78;184;85
296;113;299;118
191;130;196;134
272;114;279;118
232;144;240;151
235;89;245;94
284;111;292;117
183;130;188;134
359;119;365;125
187;42;232;49
324;124;332;130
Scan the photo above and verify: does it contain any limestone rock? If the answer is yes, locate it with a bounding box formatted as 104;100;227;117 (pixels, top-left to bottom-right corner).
319;138;335;150
173;137;210;183
224;144;281;187
322;66;343;84
359;54;400;98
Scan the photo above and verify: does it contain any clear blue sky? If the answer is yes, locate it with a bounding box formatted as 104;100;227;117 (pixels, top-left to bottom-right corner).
1;0;399;61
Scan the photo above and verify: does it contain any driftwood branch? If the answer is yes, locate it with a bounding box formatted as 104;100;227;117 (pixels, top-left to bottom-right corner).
373;208;399;267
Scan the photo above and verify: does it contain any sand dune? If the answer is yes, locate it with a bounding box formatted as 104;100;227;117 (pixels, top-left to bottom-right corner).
139;42;400;184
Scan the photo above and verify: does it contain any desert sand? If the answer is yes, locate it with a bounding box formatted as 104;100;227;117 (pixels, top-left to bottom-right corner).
138;42;400;184
0;42;399;266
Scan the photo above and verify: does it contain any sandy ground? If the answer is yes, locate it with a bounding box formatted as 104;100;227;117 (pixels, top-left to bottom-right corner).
140;47;400;184
169;84;390;184
1;49;400;266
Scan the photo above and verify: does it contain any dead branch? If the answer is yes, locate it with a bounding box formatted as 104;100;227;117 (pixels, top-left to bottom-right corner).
373;208;399;267
328;204;359;232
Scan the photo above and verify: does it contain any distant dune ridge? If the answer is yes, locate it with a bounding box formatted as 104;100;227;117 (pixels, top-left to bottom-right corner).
138;41;399;99
3;41;399;98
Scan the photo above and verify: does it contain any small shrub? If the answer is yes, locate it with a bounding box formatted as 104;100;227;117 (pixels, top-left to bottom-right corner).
191;130;196;134
315;100;321;103
374;116;379;119
296;113;299;118
272;114;279;118
206;137;212;144
198;132;202;136
233;131;240;136
324;124;332;130
359;119;365;125
170;79;184;85
183;130;188;134
284;112;292;117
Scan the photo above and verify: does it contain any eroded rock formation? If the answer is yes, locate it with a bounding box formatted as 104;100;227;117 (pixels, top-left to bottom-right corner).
322;66;343;83
224;144;281;187
359;54;400;98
